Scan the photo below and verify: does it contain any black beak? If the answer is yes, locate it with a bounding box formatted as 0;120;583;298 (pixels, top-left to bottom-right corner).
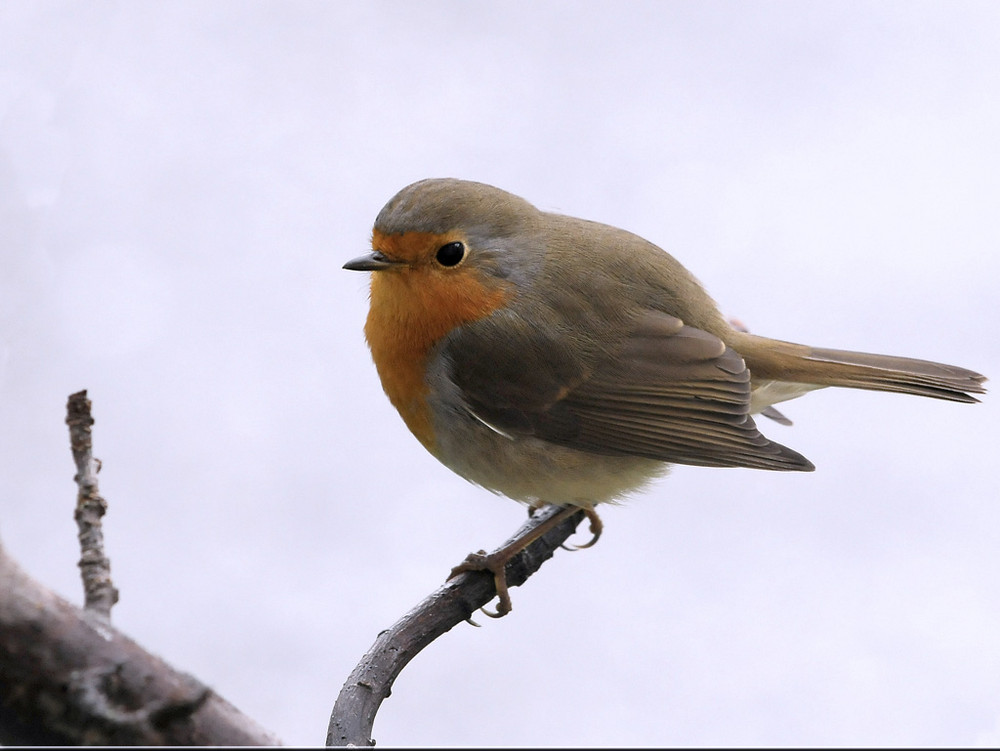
343;251;405;271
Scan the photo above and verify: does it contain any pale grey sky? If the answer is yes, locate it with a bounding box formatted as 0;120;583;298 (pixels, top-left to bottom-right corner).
2;1;999;746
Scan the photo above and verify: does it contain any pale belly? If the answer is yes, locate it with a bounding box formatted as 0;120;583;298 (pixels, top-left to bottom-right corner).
428;408;669;507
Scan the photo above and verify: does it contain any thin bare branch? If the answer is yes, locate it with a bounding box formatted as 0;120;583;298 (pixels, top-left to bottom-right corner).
327;504;585;747
66;389;118;619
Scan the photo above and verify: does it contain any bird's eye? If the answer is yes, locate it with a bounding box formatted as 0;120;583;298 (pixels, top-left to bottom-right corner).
435;241;466;267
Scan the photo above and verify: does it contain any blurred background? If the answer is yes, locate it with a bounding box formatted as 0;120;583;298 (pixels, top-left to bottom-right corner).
2;1;998;746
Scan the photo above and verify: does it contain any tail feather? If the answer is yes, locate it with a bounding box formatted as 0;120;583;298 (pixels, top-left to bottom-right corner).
738;335;987;404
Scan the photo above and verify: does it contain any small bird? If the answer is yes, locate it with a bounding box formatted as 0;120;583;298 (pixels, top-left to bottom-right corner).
344;178;986;616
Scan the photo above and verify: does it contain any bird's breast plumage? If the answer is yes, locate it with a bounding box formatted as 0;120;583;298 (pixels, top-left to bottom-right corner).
363;229;512;451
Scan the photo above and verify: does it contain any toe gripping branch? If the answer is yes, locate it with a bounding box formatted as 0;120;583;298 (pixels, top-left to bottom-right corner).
448;505;601;618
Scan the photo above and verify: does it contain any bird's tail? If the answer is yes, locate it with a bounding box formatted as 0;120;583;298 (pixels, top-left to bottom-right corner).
736;333;987;404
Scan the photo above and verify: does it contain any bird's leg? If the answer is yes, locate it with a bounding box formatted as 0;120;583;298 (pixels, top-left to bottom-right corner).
448;505;599;617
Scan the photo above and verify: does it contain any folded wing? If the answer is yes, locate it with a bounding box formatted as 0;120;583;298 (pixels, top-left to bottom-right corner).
449;309;814;471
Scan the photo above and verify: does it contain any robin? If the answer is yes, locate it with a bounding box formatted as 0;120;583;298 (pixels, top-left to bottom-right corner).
344;178;986;616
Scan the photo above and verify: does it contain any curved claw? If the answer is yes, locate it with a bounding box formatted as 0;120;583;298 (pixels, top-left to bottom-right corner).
479;603;506;619
561;508;604;551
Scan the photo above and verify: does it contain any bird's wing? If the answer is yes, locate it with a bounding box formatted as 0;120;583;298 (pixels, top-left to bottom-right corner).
444;309;814;471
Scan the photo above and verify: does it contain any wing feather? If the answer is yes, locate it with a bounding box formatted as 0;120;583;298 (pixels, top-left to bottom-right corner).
448;309;814;471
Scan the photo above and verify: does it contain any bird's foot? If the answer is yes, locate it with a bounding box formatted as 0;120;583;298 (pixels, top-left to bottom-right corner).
559;507;603;551
449;550;514;618
449;505;600;618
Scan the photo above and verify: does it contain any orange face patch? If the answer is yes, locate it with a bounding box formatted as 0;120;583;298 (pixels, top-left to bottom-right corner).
363;229;511;451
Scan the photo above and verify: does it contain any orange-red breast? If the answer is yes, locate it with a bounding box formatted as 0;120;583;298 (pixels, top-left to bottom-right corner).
344;178;986;615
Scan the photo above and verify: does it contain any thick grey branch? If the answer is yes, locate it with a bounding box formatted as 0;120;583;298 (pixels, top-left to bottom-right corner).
0;391;281;745
0;543;281;745
326;504;585;747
